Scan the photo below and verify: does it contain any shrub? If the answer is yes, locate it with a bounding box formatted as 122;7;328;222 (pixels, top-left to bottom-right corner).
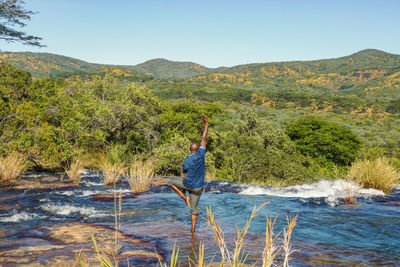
212;118;314;185
347;157;399;194
286;116;362;166
0;153;27;182
153;134;190;176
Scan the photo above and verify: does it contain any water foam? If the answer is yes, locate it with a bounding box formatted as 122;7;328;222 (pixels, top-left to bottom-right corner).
0;211;45;223
40;203;108;218
240;180;385;206
56;188;131;197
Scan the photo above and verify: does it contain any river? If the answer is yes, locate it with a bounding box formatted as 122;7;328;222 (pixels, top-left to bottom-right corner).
1;170;399;266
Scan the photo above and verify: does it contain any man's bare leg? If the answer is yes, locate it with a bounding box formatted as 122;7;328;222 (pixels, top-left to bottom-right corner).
191;214;198;233
170;185;190;207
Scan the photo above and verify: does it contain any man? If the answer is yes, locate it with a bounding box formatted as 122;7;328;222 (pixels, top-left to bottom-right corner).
168;114;208;233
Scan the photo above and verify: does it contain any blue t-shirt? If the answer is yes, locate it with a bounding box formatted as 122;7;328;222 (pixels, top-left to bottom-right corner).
182;146;206;188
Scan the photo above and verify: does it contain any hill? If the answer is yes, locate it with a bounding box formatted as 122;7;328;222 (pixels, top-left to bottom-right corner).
0;52;215;79
130;58;211;78
1;49;399;80
0;52;102;78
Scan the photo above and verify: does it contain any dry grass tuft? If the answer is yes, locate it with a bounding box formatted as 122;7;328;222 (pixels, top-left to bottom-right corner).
126;159;154;192
203;203;298;267
343;185;358;205
348;157;399;194
98;156;125;185
0;153;27;182
66;158;85;185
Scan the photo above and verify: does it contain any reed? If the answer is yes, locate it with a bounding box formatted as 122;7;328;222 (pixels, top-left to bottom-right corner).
98;156;125;185
203;202;269;266
113;184;123;255
282;214;298;267
158;243;180;267
66;158;85;185
126;159;154;192
203;203;298;267
91;235;119;267
348;157;399;194
262;216;280;267
0;152;26;182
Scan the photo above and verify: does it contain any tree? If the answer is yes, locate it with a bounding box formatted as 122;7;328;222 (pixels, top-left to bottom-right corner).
0;0;44;47
286;116;362;166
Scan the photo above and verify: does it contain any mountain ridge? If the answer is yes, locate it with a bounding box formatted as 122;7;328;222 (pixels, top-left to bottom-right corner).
0;49;399;79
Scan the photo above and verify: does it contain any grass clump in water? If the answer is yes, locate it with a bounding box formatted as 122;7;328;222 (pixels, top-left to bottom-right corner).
347;157;399;194
126;158;154;193
98;155;125;185
0;153;27;182
66;157;86;186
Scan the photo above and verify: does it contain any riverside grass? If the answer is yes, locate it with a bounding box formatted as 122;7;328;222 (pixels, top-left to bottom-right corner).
348;157;400;194
0;153;26;182
127;159;154;193
200;203;298;267
66;158;85;185
98;156;125;185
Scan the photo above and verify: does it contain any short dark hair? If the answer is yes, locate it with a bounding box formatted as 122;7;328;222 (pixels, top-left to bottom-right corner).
190;142;199;153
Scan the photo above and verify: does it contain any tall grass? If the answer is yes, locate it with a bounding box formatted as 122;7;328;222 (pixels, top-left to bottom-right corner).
158;243;179;267
282;214;298;267
202;203;298;267
66;158;85;185
126;159;154;192
0;153;26;182
262;216;280;267
113;185;123;255
348;157;399;194
92;235;119;267
98;156;125;185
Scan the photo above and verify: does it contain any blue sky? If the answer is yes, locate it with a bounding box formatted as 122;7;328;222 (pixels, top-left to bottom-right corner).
1;0;400;67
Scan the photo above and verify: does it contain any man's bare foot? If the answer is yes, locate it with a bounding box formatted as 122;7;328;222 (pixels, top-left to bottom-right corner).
182;195;190;207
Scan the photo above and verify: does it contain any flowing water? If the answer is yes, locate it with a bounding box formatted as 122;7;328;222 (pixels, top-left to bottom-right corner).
1;170;399;266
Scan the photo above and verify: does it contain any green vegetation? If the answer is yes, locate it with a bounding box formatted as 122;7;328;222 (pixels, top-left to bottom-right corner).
286;116;362;166
348;157;399;194
1;48;400;188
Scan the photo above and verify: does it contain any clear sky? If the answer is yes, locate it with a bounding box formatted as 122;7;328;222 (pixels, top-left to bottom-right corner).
1;0;400;67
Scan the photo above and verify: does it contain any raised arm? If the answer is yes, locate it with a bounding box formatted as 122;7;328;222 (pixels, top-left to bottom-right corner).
200;114;208;149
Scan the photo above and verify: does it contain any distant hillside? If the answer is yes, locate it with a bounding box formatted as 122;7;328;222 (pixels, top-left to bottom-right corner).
1;50;399;89
130;58;211;78
0;52;102;78
185;49;400;96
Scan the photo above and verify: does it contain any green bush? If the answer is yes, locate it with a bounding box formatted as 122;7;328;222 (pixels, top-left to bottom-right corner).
153;134;191;176
286;116;362;166
211;114;314;185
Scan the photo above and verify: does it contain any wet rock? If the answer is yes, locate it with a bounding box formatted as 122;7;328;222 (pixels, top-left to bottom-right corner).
90;192;143;202
1;175;74;191
0;222;164;266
